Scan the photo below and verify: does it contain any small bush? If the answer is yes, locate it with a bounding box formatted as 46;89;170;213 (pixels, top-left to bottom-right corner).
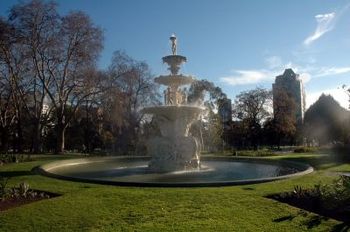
278;176;350;211
0;177;9;201
293;146;317;153
234;149;276;157
18;182;30;197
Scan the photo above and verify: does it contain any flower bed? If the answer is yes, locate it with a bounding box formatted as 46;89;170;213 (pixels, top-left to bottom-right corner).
268;175;350;223
0;180;59;211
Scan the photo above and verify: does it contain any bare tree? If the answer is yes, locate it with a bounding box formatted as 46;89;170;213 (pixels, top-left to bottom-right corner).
0;17;30;152
8;1;104;153
5;1;60;153
0;56;16;153
102;51;160;154
48;12;103;153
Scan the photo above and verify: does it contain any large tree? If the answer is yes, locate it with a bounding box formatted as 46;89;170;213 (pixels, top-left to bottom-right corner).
304;94;350;145
232;88;272;149
0;17;31;153
187;79;226;107
271;87;297;147
3;1;58;153
7;0;104;153
101;51;160;154
187;79;227;151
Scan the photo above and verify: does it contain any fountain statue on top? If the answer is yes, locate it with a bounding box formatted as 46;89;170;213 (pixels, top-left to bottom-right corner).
143;34;203;172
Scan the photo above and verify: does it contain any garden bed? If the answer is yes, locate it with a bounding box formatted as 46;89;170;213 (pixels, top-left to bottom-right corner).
0;190;59;211
0;189;60;211
0;181;60;211
267;176;350;223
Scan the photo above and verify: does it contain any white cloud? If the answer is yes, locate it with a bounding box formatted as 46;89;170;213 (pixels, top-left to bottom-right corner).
220;63;350;86
220;51;350;87
306;88;348;109
299;73;311;83
220;70;274;86
314;66;350;77
265;56;282;69
304;12;335;46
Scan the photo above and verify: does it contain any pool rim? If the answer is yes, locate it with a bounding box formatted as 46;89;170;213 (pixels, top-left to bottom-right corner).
33;156;314;187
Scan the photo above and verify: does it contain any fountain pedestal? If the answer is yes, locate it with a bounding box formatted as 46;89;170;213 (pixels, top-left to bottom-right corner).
142;34;203;172
147;136;199;172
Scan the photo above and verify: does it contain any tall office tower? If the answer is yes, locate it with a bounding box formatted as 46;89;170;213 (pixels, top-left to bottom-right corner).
272;69;306;124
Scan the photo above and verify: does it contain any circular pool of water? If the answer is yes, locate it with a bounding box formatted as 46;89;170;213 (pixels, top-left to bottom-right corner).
36;156;313;187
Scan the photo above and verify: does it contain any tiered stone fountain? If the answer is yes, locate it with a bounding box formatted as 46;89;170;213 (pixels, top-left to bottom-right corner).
143;34;203;172
37;35;313;187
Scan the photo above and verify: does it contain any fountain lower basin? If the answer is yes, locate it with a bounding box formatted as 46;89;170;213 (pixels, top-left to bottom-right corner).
36;156;313;187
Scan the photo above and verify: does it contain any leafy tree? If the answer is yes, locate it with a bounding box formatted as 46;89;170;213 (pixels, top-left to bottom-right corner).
272;87;297;147
209;111;223;152
232;88;272;149
304;94;350;145
188;79;226;107
187;80;227;151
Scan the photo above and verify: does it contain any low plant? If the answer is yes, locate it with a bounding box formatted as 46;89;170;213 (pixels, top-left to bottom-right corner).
8;182;30;199
232;149;276;157
320;175;350;210
0;180;51;200
0;176;9;201
278;175;350;211
18;182;30;197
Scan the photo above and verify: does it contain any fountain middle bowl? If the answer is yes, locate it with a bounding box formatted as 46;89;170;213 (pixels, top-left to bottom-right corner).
35;156;313;187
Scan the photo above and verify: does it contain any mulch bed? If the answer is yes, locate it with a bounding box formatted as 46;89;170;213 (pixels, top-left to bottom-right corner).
267;193;350;224
0;190;60;211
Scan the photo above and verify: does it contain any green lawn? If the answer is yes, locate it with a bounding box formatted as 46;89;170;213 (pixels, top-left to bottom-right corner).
0;153;349;231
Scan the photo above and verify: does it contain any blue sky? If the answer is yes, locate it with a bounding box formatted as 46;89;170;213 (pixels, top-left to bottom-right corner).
1;0;350;109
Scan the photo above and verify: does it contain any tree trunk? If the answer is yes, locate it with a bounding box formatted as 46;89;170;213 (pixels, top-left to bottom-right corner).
16;117;23;153
0;128;9;153
32;121;42;154
55;123;66;154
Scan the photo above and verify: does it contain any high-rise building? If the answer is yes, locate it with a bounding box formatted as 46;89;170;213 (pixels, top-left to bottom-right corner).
272;69;306;124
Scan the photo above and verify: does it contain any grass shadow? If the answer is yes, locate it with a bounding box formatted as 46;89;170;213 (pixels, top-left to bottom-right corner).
303;215;329;229
273;215;296;222
0;171;35;178
331;222;350;232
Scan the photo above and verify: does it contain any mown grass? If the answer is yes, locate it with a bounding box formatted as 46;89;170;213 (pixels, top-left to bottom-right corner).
0;153;349;231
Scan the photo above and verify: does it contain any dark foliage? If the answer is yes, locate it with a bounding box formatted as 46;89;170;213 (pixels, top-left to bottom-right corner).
269;176;350;223
304;94;350;145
